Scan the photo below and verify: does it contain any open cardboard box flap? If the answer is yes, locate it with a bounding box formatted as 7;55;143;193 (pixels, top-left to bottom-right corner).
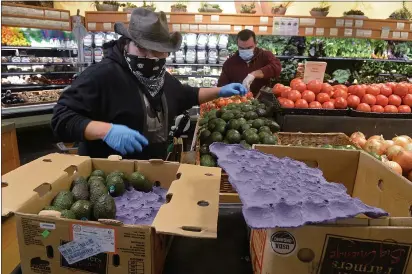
2;153;222;239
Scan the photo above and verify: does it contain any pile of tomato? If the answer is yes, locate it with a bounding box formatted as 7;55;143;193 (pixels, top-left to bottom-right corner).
200;92;254;115
273;79;412;113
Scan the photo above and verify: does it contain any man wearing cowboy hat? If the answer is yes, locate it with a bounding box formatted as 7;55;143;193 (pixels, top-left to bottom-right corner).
52;8;246;159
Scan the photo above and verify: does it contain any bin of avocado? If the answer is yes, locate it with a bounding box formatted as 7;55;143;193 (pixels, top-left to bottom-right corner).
129;172;153;193
106;175;126;197
198;99;280;167
70;200;92;220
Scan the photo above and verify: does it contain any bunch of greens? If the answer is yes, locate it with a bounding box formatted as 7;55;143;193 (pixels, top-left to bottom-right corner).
332;69;351;84
389;1;412;20
371;39;388;58
311;1;330;12
343;9;365;16
275;59;299;85
353;60;412;83
306;37;326;57
322;38;373;58
257;36;290;55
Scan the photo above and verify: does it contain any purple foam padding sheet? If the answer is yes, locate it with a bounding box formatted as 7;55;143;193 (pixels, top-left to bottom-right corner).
114;187;167;225
209;143;388;229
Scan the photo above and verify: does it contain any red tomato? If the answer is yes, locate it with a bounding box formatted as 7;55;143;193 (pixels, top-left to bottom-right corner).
371;105;384;113
394;83;409;97
322;101;335;109
290;78;303;89
353;85;366;98
347;95;360;108
398;105;412;113
307;80;322;94
380;85;392;97
348;85;355;95
246;92;253;99
316;93;330;103
216;99;226;107
281;89;290;98
321;83;333;95
388;94;402;107
278;97;286;104
361;94;376;105
375;94;389;107
295;99;309;108
287;90;302;102
333;89;348;99
302;90;316;103
366;85;380;96
295;82;307;92
334;84;348;92
240;97;248;103
356;103;371;112
281;99;294;108
384;105;398;113
409;85;412;94
386;82;396;92
226;99;233;104
273;83;284;97
309;101;322;108
334;97;348;109
403;94;412;107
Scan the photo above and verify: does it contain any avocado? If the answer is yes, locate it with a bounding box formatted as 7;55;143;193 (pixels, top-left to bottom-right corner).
210;132;223;142
199;117;209;126
228;119;241;131
71;183;90;201
245;111;258;120
259;126;272;134
200;154;216;167
252;119;265;129
72;176;88;188
251;99;260;106
106;176;125;197
222;139;230;144
235;112;245;119
107;171;126;180
90;186;108;205
52;191;74;210
61;209;76;219
221;112;235;122
88;175;105;185
240;140;253;150
89;179;106;190
244;132;260;145
207;109;218;119
71;200;92;220
220;106;229;112
259;131;271;142
256;108;267;117
208;122;217;132
93;194;116;220
226;129;241;144
91;170;105;178
213;123;226;134
240;123;251;132
262;135;278;145
44;206;62;212
129;172;153;193
200;144;210;155
264;120;280;133
216;109;223;118
200;130;212;143
258;103;267;109
241;104;254;112
242;128;258;139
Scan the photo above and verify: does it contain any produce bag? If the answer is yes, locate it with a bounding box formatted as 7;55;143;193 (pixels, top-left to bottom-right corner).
186;49;196;64
174;49;185;63
197;34;208;50
197;49;207;64
208;34;218;49
186;33;197;48
208;49;218;64
218;34;229;49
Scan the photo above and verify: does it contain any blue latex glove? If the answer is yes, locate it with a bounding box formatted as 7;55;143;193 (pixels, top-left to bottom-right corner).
219;83;247;98
103;124;149;155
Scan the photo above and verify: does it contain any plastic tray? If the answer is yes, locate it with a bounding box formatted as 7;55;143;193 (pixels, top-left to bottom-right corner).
350;109;412;119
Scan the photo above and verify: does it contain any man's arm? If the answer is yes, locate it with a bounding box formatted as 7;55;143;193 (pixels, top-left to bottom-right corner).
251;51;282;79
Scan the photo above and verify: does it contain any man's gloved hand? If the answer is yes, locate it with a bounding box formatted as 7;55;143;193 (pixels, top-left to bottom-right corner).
103;124;149;155
219;83;247;98
242;73;255;90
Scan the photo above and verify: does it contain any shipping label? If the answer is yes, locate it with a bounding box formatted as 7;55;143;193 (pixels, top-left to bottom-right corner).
71;224;116;253
318;235;412;274
59;238;103;265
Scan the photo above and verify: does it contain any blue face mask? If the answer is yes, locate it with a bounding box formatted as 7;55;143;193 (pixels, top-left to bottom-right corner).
239;49;254;61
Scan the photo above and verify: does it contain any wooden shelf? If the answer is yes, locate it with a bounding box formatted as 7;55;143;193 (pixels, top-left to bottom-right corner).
1;3;71;31
85;11;412;41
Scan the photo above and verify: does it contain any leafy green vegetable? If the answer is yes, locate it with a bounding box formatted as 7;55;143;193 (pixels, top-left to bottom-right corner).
332;69;351;84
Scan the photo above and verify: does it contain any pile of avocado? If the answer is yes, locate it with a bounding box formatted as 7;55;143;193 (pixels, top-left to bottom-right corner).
198;99;280;167
44;170;153;221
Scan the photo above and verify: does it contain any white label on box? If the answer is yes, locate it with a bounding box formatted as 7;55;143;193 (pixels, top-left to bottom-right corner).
260;16;269;24
190;24;198;31
305;27;314;35
127;13;131;20
172;24;180;31
356;29;364;37
392;31;400;39
245;26;254;31
211;15;219;22
87;23;96;30
396;22;405;30
300;18;316;26
71;224;115;253
103;23;111;31
59;238;104;265
270;231;297;256
381;27;390;38
195;14;203;22
401;32;409;39
181;24;189;31
259;26;268;32
40;222;56;230
336;19;344;27
344;28;353;36
330;28;338;36
355;20;363;28
363;30;372;37
315;28;324;36
199;24;207;31
344;19;353;27
234;25;242;31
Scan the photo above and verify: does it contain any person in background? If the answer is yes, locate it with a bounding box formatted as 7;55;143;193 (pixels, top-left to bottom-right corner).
51;8;246;160
218;30;282;96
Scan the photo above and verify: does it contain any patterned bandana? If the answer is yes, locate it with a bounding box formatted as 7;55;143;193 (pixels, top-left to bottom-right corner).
124;50;166;98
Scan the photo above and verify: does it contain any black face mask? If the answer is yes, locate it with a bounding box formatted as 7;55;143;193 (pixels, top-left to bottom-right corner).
125;53;166;78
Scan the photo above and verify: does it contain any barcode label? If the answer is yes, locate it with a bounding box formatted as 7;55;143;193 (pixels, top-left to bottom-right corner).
58;238;104;265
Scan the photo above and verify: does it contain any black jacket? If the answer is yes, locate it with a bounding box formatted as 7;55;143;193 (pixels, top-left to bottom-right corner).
51;41;199;160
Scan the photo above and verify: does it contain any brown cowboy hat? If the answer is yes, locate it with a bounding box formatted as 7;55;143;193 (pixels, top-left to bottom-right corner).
114;8;182;53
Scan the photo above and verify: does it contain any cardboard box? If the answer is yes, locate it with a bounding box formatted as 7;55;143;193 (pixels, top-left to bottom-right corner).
249;145;412;274
2;153;221;274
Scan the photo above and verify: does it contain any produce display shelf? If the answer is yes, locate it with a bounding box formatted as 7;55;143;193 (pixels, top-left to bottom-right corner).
172;74;220;78
2;72;77;76
1;46;76;51
1;102;56;116
167;63;224;67
1;84;68;90
2;63;89;66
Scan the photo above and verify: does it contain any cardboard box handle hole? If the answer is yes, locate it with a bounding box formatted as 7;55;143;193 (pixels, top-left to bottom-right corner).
112;254;120;267
34;183;52;197
166;193;173;203
377;179;384;191
46;245;54;259
64;165;78;177
197;200;209;207
1;182;8;188
181;226;202;233
176;172;182;179
154;181;161;187
43;159;52;162
297;248;315;263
